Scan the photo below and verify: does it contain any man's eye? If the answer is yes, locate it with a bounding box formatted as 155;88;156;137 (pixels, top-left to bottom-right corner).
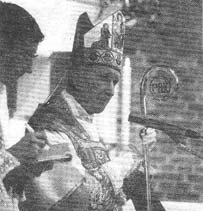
24;52;38;58
32;54;38;58
100;75;109;81
113;80;118;85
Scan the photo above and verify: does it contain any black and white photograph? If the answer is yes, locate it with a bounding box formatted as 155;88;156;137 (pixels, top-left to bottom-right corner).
0;0;202;211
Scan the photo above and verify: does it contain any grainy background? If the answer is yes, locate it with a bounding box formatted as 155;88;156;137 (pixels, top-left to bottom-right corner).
0;0;202;210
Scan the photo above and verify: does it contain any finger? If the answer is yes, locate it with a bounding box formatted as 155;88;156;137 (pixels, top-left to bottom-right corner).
142;135;156;145
30;133;46;148
140;128;156;137
30;136;46;148
146;128;156;133
147;141;156;149
145;128;156;136
26;124;47;146
139;128;147;138
19;191;26;202
30;143;44;155
142;128;156;141
142;137;156;145
35;130;47;140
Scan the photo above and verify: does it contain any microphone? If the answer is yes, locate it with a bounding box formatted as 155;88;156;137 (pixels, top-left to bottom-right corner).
128;114;202;139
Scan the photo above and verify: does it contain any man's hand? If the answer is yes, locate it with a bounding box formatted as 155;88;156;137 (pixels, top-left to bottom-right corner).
8;129;48;163
3;165;29;201
122;170;166;211
4;129;53;200
26;130;48;159
129;128;157;158
3;160;54;201
140;128;157;149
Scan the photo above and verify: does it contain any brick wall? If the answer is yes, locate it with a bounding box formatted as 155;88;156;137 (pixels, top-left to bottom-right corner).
126;0;203;203
128;39;203;205
129;53;203;202
4;0;202;205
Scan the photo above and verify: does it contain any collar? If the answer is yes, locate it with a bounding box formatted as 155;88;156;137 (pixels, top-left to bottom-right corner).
61;90;93;123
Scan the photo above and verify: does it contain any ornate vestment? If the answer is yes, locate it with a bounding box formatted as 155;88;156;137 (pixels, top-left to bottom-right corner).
8;90;142;211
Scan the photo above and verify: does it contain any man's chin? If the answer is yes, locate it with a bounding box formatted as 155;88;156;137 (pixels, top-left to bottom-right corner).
95;108;105;114
95;105;107;114
88;105;106;114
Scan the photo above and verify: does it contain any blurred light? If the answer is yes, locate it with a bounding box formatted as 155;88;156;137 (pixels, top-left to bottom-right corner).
121;57;131;145
6;119;26;148
4;0;100;56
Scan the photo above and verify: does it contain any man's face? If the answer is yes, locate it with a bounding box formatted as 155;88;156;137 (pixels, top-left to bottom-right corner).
0;39;38;83
75;65;120;114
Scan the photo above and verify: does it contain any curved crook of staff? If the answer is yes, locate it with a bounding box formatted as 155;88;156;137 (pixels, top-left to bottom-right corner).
140;68;152;211
139;65;179;211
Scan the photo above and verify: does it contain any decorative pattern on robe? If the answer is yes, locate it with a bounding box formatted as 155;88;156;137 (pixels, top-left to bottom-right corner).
30;91;127;210
8;90;143;211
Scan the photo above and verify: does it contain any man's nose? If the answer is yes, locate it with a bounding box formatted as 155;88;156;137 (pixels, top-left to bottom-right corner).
26;68;32;73
25;59;34;73
106;81;114;96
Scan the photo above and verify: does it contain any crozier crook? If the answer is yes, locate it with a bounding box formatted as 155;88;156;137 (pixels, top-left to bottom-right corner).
139;65;179;211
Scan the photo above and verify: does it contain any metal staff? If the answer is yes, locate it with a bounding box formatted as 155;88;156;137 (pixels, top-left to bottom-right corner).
140;69;152;211
139;65;179;211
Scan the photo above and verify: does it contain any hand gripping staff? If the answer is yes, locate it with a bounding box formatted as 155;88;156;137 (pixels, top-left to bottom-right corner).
138;65;178;211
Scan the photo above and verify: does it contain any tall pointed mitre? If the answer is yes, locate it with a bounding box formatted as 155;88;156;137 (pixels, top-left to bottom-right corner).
71;10;125;72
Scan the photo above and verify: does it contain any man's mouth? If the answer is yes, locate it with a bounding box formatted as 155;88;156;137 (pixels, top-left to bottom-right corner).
98;96;111;105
